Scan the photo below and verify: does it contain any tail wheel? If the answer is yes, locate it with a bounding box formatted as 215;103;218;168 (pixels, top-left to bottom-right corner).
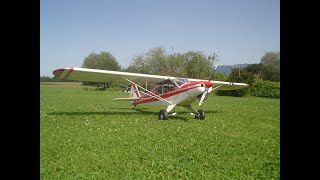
195;110;205;120
159;109;169;120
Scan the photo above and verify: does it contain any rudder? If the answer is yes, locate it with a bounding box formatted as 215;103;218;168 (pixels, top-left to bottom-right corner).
130;84;140;98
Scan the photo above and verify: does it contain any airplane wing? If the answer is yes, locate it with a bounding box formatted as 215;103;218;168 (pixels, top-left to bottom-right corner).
211;80;248;87
53;67;174;85
53;67;249;87
188;79;249;90
188;78;249;87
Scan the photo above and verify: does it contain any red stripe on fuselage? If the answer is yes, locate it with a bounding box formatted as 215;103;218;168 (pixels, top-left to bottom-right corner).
180;81;210;89
64;67;74;79
132;81;209;105
132;85;198;105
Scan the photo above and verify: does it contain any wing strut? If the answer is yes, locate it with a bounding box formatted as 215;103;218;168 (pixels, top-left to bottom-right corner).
212;85;222;91
121;76;172;104
182;105;198;114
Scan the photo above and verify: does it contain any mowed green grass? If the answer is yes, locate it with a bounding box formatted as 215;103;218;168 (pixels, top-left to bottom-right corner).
40;82;280;179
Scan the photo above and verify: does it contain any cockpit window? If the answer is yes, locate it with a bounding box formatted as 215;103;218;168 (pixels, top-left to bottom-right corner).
157;86;163;94
156;84;176;94
175;78;189;87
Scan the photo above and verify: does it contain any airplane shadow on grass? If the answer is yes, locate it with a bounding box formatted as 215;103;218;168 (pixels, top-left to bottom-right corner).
49;108;222;122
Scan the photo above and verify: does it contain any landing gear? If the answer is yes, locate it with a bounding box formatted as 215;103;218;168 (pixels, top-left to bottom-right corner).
195;110;205;120
182;105;206;120
159;109;169;120
158;105;205;120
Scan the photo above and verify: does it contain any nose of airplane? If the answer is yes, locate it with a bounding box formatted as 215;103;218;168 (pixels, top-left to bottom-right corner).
204;81;213;88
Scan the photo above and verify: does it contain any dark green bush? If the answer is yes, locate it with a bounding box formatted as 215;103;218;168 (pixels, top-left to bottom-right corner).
216;87;249;97
249;80;280;98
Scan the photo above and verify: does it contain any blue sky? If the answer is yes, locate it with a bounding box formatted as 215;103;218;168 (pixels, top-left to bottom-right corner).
41;0;279;77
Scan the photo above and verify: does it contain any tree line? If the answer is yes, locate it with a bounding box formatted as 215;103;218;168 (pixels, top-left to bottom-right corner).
81;47;279;84
40;76;75;82
124;47;218;80
41;47;280;86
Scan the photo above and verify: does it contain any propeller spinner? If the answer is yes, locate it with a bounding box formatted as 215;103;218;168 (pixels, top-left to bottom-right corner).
198;67;217;106
199;81;213;106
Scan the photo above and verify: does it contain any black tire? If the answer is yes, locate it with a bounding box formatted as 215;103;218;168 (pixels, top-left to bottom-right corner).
159;109;169;120
195;110;205;120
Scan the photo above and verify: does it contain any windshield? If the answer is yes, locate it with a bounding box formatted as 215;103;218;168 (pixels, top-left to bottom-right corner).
175;78;189;87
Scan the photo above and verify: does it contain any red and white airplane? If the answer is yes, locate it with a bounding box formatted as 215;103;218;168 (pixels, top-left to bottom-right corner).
53;67;248;120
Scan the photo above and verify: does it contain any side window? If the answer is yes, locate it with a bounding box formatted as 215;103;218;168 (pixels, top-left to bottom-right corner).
169;85;174;91
157;86;163;94
156;84;176;94
163;85;169;94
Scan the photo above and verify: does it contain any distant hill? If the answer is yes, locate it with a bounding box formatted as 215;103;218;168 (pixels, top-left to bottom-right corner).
216;64;250;75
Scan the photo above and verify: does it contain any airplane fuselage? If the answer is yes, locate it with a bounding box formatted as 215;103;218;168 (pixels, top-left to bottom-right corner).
132;81;212;106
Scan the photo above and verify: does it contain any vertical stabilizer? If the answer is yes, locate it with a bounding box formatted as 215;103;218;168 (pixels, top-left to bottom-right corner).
130;84;140;98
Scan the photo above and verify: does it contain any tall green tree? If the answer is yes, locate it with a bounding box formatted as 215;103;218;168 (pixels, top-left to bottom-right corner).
82;51;121;89
260;52;280;81
246;63;262;75
184;51;218;79
125;47;168;75
125;47;219;79
82;51;121;71
214;73;228;81
228;68;255;86
125;54;151;74
167;53;186;77
245;63;262;80
146;47;168;75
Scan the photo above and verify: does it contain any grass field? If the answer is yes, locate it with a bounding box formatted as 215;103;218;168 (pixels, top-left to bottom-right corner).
40;82;280;179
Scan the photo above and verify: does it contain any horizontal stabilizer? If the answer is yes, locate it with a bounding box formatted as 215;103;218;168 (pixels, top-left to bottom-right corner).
113;98;140;101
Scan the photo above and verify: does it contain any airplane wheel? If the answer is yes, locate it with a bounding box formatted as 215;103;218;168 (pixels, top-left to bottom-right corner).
195;110;205;120
159;109;169;120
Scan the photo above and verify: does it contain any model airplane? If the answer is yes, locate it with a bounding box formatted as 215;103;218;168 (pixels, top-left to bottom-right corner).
53;67;248;120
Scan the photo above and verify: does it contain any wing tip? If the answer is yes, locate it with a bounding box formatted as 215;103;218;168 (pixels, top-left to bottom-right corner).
52;68;65;77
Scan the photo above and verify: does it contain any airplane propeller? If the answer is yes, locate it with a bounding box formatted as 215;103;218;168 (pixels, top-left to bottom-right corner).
199;66;217;106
